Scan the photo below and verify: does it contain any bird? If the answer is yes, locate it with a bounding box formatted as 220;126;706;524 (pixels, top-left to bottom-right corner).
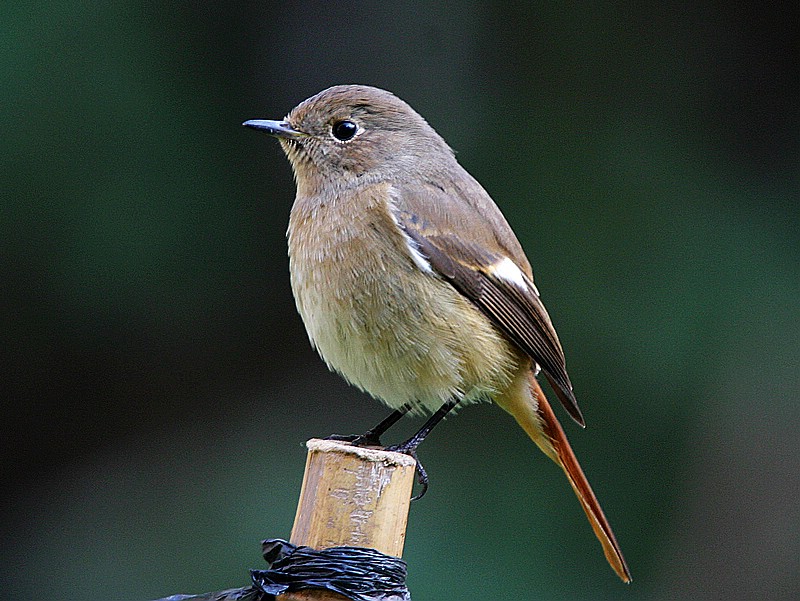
244;84;631;582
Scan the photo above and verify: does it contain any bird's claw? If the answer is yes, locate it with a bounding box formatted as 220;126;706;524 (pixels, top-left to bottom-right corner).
325;431;383;447
386;444;429;500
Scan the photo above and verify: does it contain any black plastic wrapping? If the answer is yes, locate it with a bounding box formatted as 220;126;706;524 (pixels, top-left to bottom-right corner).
251;538;411;601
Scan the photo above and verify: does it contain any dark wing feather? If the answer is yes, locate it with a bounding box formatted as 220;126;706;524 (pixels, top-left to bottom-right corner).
396;209;586;427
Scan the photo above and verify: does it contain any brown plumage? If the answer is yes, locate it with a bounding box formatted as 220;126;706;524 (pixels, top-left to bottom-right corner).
245;85;631;582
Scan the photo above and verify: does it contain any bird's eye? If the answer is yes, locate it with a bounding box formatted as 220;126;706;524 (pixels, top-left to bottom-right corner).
331;120;358;141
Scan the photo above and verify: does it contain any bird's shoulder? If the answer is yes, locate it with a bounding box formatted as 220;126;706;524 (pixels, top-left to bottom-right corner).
388;169;531;276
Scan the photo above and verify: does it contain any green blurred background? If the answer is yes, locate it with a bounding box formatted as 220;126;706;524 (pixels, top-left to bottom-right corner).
3;1;798;599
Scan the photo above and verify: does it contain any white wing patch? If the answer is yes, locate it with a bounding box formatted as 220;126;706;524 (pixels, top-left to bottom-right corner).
387;208;433;274
387;192;434;275
403;233;434;274
491;257;540;296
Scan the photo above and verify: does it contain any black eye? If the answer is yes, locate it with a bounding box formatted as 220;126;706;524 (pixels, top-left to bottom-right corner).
331;120;358;141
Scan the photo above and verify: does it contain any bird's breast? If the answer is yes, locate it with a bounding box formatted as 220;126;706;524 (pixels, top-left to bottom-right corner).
286;184;520;413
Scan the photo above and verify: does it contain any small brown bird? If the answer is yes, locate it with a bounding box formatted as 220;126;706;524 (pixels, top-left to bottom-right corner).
245;85;631;582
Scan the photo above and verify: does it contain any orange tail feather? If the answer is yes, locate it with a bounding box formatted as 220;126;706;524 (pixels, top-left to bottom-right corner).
503;373;631;583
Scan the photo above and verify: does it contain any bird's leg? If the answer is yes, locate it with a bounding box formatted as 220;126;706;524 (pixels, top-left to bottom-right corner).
351;407;407;447
326;405;410;447
388;399;458;454
386;399;459;500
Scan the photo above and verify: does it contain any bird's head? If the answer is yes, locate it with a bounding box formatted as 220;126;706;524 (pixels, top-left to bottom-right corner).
244;85;454;196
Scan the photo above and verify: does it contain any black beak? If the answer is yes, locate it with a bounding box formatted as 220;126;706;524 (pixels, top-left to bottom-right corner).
242;119;304;140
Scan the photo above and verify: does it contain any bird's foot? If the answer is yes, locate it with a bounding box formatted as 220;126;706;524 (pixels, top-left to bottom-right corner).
324;430;383;448
385;442;429;501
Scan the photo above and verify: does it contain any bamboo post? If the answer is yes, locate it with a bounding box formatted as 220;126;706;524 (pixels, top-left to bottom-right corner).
279;438;417;601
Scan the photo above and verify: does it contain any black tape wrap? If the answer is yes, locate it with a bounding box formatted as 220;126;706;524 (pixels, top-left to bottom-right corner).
251;538;411;601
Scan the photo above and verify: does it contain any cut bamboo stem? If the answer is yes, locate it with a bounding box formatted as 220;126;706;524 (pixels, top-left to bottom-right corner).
290;438;416;555
280;438;417;601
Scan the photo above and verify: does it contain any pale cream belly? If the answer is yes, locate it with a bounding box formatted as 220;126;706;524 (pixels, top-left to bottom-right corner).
290;250;521;414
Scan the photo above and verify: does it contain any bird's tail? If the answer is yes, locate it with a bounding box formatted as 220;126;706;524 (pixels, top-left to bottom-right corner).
498;372;632;583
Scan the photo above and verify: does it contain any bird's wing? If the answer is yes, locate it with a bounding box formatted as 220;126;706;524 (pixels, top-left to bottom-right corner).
391;185;585;427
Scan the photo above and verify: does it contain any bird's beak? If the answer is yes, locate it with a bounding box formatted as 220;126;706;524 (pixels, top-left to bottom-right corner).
242;119;305;140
